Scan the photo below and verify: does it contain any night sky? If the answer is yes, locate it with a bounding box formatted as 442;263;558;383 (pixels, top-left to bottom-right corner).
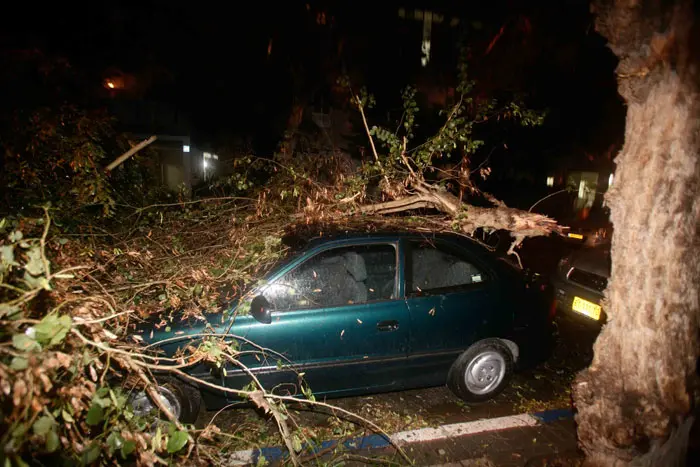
2;1;624;174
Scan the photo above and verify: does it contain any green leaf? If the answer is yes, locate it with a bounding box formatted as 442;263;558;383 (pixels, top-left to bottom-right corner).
166;431;188;453
80;443;101;466
12;334;39;352
10;356;28;370
34;314;72;347
86;404;104;425
46;430;60;453
23;272;51;291
24;246;45;276
8;230;23;242
0;245;19;272
0;303;21;320
61;409;74;423
292;434;302;453
120;440;136;459
11;424;27;439
32;416;54;436
106;432;123;455
151;426;162;451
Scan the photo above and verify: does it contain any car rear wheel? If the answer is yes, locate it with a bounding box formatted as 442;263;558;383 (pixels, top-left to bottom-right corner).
130;377;201;425
447;339;513;403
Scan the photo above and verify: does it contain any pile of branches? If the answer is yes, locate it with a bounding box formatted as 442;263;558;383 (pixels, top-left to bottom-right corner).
2;196;445;466
0;62;565;466
0;165;562;465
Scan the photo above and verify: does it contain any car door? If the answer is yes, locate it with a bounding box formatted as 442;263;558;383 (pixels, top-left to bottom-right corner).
402;237;503;387
222;240;410;399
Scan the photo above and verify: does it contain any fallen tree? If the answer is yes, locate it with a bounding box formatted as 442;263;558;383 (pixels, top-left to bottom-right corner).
276;71;563;256
0;46;566;466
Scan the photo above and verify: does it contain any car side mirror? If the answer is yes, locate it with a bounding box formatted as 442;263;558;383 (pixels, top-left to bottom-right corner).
251;295;273;324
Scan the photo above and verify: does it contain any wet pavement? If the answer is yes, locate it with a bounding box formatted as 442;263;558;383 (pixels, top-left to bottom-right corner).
341;418;581;467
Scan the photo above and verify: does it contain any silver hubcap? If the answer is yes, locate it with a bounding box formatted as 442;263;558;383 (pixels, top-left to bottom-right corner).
464;351;506;395
131;385;182;421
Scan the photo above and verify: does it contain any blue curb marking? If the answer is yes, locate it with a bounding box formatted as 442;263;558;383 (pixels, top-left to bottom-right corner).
250;407;573;464
531;408;574;423
251;434;393;464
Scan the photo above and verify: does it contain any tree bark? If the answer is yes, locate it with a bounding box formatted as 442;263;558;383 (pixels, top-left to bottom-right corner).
573;1;700;465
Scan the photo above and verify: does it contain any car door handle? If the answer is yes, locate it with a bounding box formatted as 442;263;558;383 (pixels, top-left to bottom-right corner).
376;320;399;332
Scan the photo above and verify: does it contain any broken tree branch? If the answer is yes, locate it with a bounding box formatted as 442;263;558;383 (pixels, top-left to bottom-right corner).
106;135;157;172
358;183;564;240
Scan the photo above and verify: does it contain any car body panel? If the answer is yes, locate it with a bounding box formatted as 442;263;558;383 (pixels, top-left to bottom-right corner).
399;237;516;387
223;299;411;398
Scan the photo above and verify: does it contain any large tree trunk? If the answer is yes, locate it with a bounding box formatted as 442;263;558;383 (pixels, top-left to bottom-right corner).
573;1;700;465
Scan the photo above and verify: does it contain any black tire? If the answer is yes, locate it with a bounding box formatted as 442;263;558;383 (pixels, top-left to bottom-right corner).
159;377;201;425
447;339;514;403
130;376;202;425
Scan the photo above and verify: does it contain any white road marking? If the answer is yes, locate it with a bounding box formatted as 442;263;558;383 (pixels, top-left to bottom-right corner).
390;413;539;445
228;412;542;464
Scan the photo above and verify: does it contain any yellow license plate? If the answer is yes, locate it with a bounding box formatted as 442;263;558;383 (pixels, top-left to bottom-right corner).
572;296;602;320
567;233;584;240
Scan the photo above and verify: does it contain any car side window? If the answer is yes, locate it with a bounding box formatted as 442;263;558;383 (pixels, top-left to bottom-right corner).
263;244;397;312
407;239;486;295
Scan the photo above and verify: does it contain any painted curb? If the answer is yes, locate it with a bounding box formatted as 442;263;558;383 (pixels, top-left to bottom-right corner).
228;408;574;465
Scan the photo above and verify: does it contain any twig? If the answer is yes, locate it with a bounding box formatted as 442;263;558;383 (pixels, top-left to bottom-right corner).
400;136;419;181
106;281;169;293
143;332;297;368
125;358;189;436
128;196;257;217
73;310;133;325
165;370;412;465
106;135;157;172
470;146;498;174
528;189;568;213
40;207;52;279
352;90;390;188
336;453;404;465
72;329;199;364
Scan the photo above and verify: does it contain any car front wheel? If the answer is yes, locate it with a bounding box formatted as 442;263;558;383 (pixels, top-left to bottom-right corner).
130;377;201;425
447;339;513;403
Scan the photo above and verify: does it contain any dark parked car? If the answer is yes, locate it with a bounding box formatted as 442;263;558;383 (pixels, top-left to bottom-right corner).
133;232;555;423
551;245;611;324
561;207;613;247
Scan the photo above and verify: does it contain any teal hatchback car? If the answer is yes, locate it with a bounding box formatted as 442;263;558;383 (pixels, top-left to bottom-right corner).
133;232;554;423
